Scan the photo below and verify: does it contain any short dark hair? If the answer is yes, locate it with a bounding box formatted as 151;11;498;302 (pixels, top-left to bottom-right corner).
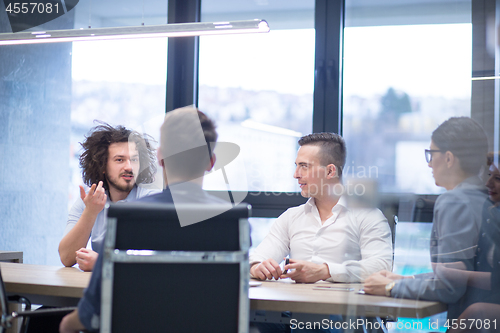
298;132;346;177
198;110;218;147
487;151;499;167
431;117;488;175
79;122;156;192
161;108;218;180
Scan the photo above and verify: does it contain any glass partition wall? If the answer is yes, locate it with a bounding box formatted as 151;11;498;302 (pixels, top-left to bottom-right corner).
1;5;499;331
344;0;472;195
198;0;315;254
343;1;499;330
199;0;315;193
343;0;473;266
0;1;168;265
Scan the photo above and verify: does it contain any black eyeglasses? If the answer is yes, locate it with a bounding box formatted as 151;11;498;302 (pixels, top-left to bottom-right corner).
425;149;444;163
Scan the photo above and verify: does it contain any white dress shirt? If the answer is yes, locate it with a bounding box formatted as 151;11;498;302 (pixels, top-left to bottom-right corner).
249;197;393;282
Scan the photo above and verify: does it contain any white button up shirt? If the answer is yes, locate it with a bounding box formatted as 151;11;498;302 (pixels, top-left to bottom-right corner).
249;197;393;282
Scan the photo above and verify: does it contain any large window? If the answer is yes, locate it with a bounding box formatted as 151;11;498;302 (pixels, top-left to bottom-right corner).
1;0;499;294
343;2;477;329
70;38;168;207
343;2;472;195
199;0;315;193
0;0;168;265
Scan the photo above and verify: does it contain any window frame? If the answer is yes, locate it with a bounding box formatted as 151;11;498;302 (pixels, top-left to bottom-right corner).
166;0;497;218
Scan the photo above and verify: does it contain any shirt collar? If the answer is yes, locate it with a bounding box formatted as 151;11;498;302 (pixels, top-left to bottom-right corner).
304;196;348;214
124;185;138;201
455;175;487;191
106;185;138;203
166;181;204;191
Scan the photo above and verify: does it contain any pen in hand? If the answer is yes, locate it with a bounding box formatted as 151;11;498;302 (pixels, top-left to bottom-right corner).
283;257;289;274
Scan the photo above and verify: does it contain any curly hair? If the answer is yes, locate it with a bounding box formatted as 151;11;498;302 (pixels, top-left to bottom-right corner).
79;122;157;192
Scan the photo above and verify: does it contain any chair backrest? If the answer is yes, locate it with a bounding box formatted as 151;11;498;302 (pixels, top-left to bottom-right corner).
377;194;398;254
378;193;437;271
0;267;8;333
411;195;437;222
101;203;251;333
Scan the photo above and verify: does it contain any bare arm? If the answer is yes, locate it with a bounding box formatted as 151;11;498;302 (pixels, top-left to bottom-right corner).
59;310;85;333
433;264;492;290
467;271;491;289
59;182;106;267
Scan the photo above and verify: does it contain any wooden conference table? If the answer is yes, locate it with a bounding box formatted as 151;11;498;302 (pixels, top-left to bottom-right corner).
0;262;446;318
250;279;446;319
0;262;91;307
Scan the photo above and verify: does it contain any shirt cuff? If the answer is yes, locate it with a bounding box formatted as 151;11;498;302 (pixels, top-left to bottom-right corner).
249;261;261;279
325;262;348;282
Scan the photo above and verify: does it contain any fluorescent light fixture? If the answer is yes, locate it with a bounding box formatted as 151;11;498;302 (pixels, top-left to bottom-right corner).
471;76;500;81
0;19;269;45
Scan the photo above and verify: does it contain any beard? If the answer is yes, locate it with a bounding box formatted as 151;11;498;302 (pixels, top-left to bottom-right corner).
105;172;135;194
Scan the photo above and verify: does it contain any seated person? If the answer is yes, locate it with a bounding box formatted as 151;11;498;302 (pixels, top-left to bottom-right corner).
59;123;158;271
364;117;489;322
59;107;226;333
250;133;392;283
448;302;500;333
447;152;500;333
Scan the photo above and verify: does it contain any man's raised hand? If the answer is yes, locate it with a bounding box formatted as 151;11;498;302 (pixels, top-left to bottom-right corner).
80;181;107;215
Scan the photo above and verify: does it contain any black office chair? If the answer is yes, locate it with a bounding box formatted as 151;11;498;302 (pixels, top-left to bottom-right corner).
101;203;251;333
0;267;76;333
411;196;437;222
377;194;402;270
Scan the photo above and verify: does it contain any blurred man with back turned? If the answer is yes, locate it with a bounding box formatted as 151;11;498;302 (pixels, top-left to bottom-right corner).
60;107;226;333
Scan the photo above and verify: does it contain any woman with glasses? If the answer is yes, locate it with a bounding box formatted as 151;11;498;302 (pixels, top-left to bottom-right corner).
364;117;489;323
447;153;500;333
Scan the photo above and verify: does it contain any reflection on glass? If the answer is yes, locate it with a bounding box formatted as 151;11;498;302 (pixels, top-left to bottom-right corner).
249;217;275;253
0;0;169;33
344;4;472;194
72;0;169;29
70;38;168;207
344;2;473;331
199;0;314;192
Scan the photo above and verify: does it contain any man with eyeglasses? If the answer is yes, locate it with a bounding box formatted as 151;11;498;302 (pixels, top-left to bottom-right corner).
364;117;489;322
